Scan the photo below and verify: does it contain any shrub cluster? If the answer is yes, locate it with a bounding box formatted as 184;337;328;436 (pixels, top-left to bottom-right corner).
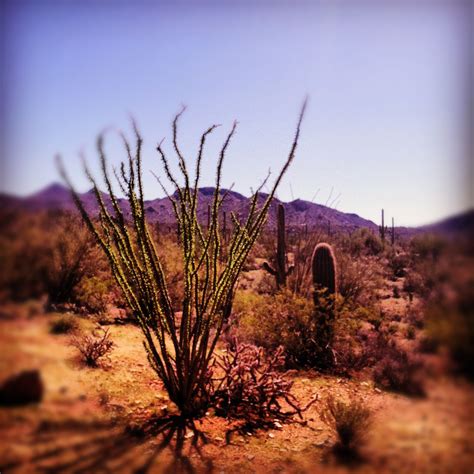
232;289;333;368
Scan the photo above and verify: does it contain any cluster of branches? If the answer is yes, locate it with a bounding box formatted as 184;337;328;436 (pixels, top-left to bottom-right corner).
58;102;307;417
210;340;316;434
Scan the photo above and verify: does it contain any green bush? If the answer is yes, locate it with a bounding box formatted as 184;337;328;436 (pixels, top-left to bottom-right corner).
346;228;384;257
49;314;80;334
74;276;111;315
233;289;336;368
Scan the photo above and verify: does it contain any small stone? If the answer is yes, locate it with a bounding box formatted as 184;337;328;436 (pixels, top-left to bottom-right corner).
268;433;275;438
314;440;327;447
246;454;255;461
0;370;44;406
274;421;283;429
374;388;382;393
185;431;194;439
214;436;224;442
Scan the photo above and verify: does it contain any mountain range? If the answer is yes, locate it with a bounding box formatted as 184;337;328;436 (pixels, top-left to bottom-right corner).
1;183;472;238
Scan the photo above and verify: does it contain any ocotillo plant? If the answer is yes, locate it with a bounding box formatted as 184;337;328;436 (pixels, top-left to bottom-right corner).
263;203;294;289
311;242;338;367
58;102;307;418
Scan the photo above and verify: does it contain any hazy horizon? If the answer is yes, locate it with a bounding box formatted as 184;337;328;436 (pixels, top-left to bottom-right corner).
1;0;472;226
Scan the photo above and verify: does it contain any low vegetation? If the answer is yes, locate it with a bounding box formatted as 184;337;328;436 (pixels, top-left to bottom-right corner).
322;395;372;462
70;328;114;367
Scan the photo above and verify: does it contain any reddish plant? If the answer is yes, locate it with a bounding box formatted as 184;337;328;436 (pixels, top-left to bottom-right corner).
70;328;115;367
210;340;316;433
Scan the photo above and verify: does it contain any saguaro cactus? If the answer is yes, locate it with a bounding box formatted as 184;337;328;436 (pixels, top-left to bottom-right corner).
379;208;385;242
311;242;337;302
390;217;395;246
263;203;294;289
311;242;338;368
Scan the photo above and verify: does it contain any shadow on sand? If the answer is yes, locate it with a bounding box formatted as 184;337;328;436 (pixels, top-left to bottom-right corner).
0;414;215;473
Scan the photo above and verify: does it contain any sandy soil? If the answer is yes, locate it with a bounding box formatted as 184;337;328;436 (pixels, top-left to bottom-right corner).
0;307;473;474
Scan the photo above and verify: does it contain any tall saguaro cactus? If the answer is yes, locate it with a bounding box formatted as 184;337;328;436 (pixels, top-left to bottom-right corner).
391;217;395;246
311;242;338;368
379;208;385;242
263;203;294;289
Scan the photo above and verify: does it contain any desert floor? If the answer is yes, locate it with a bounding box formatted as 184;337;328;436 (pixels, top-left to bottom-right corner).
0;301;473;474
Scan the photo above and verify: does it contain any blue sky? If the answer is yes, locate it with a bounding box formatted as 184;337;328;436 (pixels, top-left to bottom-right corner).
1;0;472;226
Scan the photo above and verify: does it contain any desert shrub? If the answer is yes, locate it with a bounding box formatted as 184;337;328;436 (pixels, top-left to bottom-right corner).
49;313;80;334
321;395;372;461
74;276;111;315
345;228;383;257
405;306;424;329
70;328;114;367
0;211;96;306
373;341;425;396
337;253;382;309
210;341;314;433
410;233;446;262
387;322;398;335
425;277;474;379
387;251;408;279
233;289;334;368
403;271;425;297
406;325;416;340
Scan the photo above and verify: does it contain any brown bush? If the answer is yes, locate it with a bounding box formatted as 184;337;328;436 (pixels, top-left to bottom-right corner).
0;211;97;306
372;341;425;397
321;395;372;462
210;341;315;433
70;328;114;367
49;313;80;334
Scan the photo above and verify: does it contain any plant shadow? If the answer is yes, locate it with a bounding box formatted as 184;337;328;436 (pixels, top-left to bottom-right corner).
0;414;214;473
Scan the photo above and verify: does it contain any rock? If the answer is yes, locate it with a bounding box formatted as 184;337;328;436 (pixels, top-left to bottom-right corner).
0;370;44;406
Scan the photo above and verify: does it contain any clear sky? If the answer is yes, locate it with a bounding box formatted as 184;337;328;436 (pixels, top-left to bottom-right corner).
1;0;472;226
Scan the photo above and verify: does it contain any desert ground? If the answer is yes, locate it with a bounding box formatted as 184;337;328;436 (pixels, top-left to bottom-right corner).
0;213;473;473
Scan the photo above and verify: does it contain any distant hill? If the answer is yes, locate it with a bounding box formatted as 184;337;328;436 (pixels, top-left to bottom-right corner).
420;209;474;236
1;183;472;238
0;183;378;233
